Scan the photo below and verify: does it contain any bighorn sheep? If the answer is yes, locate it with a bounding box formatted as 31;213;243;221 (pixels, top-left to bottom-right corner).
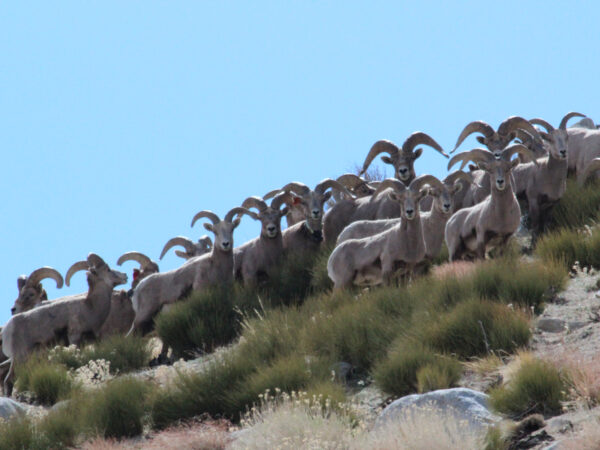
562;113;600;179
269;179;354;255
445;144;535;261
335;174;378;199
337;172;473;262
233;194;289;286
510;113;584;235
10;267;63;315
1;254;127;395
327;176;436;289
359;132;448;185
451;116;542;157
159;235;213;261
128;207;252;335
578;158;600;185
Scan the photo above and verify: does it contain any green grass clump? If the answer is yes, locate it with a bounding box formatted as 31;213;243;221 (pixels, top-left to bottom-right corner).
81;334;151;374
490;356;566;418
0;417;42;450
85;376;150;439
310;246;334;294
536;226;600;269
155;286;241;359
373;342;446;397
15;355;73;406
547;178;600;230
36;405;80;449
421;299;531;359
416;358;462;393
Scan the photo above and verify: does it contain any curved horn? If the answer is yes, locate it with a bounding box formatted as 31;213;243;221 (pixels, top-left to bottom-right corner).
263;189;282;201
578;158;600;186
241;196;268;212
497;116;542;140
370;178;406;201
447;148;494;171
559;112;586;130
409;174;445;193
359;140;400;175
336;174;366;189
451;121;495;153
117;251;153;268
191;210;220;228
159;238;195;260
224;206;257;222
529;118;554;133
281;182;311;196
27;267;64;289
402;132;448;158
269;192;290;211
314;178;355;198
443;170;474;186
65;261;89;287
87;253;107;268
198;235;213;249
500;143;538;166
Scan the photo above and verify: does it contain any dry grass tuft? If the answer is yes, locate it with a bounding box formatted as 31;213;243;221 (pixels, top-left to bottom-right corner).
547;348;600;408
431;261;477;280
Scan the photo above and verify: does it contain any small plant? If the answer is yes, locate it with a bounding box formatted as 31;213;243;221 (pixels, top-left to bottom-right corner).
546;177;600;230
15;354;73;406
490;356;567;418
80;334;151;374
416;358;462;393
0;417;41;450
536;225;600;270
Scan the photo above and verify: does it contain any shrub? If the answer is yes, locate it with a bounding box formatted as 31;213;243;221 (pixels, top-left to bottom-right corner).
416;358;462;393
547;178;600;230
0;417;42;450
81;334;151;374
310;246;334;294
155;286;241;359
85;376;151;439
536;226;600;269
15;355;73;406
490;356;566;418
37;405;80;449
421;298;531;359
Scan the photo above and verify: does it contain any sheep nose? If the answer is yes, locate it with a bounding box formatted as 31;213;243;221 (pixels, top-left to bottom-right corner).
406;208;414;216
312;210;320;218
267;225;276;233
560;150;567;157
497;179;504;185
399;168;408;174
222;241;230;248
443;203;451;210
11;307;16;314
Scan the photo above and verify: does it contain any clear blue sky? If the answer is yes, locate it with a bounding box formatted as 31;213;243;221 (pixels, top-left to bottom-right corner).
1;2;598;324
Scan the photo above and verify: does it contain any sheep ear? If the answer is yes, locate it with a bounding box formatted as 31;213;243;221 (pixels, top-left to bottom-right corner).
413;148;423;158
381;156;393;164
477;161;490;172
17;275;27;291
476;136;486;145
203;223;214;232
452;182;464;193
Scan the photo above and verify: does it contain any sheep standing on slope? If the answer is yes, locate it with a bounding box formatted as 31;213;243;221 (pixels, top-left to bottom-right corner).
445;144;536;261
234;194;289;286
1;254;127;395
128;207;253;336
327;176;436;289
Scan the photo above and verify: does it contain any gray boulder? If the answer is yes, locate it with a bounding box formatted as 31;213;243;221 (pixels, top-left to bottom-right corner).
0;397;29;421
374;388;500;432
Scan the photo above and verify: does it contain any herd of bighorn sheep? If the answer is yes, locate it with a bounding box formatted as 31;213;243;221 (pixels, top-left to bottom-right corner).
2;112;599;395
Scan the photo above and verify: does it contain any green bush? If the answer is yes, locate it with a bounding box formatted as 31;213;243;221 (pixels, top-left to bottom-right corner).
547;178;600;230
155;286;241;359
310;246;334;294
421;298;531;359
373;342;441;397
37;405;80;449
416;358;462;393
15;355;73;406
536;226;600;269
0;417;42;450
490;357;566;418
85;376;150;439
81;334;151;374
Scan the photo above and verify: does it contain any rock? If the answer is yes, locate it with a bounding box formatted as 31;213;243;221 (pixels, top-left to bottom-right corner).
567;321;586;331
373;388;500;433
545;416;574;435
0;397;29;420
536;318;566;333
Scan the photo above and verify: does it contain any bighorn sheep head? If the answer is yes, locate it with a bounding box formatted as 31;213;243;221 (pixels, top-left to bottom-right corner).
11;267;63;315
241;194;289;239
191;207;254;251
530;112;586;162
448;144;536;192
159;235;213;261
116;252;160;289
335;174;376;198
429;171;475;214
65;253;128;290
360;132;448;184
371;175;444;221
452;116;542;158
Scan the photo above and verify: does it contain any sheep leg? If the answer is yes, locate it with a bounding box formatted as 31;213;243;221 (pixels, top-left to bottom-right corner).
3;360;14;397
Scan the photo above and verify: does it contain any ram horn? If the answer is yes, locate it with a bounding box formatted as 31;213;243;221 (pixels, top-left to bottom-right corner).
370;178;406;201
314;178;355;198
27;267;64;289
241;196;268;212
529;118;554;133
451;121;495;153
269;192;292;211
578;158;600;186
497;116;542;141
514;129;547;157
559;112;586;130
191;210;221;228
447;148;494;171
336;174;366;189
263;189;282;201
159;238;195;260
409;174;445;194
444;170;474;186
65;261;89;287
359;140;400;175
117;252;153;269
402;132;448;158
280;182;311;196
224;206;258;223
501;143;538;166
197;235;213;249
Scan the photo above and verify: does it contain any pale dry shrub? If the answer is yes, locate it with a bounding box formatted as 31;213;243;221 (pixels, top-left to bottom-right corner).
72;359;113;388
231;389;356;450
463;354;504;376
548;348;600;408
431;261;476;281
